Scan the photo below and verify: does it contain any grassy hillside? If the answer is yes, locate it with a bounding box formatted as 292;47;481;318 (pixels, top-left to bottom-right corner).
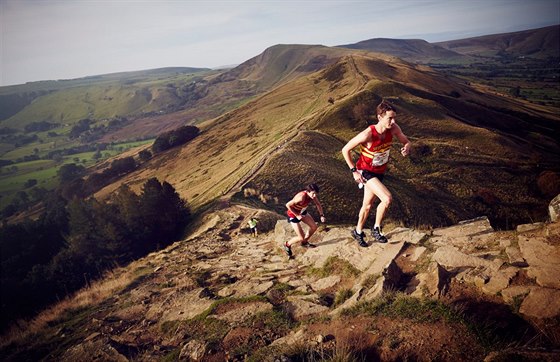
0;70;213;129
105;44;361;140
0;67;218;210
0;47;363;215
242;55;559;228
93;52;559;230
94;52;370;209
0;67;211;122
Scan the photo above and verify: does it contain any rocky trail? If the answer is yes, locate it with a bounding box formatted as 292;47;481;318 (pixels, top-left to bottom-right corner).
3;204;560;361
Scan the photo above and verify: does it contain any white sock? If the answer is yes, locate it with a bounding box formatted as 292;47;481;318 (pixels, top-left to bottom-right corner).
356;228;362;234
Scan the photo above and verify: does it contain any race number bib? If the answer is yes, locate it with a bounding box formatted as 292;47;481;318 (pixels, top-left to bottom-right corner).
371;149;390;166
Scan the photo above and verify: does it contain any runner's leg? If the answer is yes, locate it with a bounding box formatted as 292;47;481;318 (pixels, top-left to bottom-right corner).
300;214;318;242
287;222;305;247
357;184;376;232
364;178;392;227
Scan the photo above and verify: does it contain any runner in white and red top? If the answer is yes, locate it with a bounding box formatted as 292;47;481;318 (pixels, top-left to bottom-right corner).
342;100;411;246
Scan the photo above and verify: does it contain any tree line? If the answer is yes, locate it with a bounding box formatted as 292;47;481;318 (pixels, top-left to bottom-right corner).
0;178;191;331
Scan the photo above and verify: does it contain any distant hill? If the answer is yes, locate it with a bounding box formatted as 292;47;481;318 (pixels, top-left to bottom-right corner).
0;46;358;142
338;25;559;62
436;25;560;59
0;67;212;125
219;44;355;90
337;38;470;63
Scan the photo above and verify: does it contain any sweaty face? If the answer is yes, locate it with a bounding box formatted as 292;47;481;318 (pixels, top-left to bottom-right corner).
378;110;397;128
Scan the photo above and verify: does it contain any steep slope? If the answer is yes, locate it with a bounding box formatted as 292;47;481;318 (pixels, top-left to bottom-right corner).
241;54;559;228
217;44;357;90
94;51;372;209
98;45;359;142
95;50;559;229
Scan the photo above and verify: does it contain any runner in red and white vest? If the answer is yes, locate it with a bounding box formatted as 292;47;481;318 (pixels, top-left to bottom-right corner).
283;183;326;258
342;100;411;246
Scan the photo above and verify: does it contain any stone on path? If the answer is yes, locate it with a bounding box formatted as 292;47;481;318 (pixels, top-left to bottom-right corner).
432;246;496;271
384;227;428;244
518;235;560;288
519;287;560;319
431;217;495;252
549;194;560;222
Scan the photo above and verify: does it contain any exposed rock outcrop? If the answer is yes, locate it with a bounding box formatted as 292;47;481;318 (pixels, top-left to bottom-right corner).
3;207;559;361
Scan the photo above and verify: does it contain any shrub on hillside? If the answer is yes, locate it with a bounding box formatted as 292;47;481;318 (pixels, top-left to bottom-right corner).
69;119;92;139
138;149;152;161
152;125;199;153
24;121;57;133
537;171;560;198
109;156;136;176
409;141;432;163
474;188;499;205
57;163;86;184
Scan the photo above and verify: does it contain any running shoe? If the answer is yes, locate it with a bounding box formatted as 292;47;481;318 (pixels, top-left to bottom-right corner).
372;227;388;243
301;241;317;248
351;229;368;247
283;243;293;257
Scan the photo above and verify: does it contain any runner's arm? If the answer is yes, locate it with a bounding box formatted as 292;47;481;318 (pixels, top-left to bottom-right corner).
342;128;371;183
392;123;411;156
312;197;326;222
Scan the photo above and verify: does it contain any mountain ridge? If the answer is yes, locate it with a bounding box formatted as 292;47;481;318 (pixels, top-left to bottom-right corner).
435;24;560;58
338;25;559;62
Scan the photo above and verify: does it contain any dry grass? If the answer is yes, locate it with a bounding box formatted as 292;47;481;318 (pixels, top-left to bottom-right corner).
0;262;152;348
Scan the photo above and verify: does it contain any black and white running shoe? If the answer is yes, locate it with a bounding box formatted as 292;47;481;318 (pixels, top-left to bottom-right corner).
351;229;368;247
372;227;388;243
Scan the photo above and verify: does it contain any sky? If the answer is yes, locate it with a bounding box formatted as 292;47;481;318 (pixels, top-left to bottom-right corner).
1;0;559;86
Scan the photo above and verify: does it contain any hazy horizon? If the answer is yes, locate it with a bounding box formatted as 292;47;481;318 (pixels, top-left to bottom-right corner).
1;0;559;87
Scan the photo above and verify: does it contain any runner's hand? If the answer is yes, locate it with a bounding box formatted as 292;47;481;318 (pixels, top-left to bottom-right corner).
353;171;365;184
401;144;410;156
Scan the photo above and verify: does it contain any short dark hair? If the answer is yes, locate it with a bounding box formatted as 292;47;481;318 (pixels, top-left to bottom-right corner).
306;183;320;193
376;100;396;116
